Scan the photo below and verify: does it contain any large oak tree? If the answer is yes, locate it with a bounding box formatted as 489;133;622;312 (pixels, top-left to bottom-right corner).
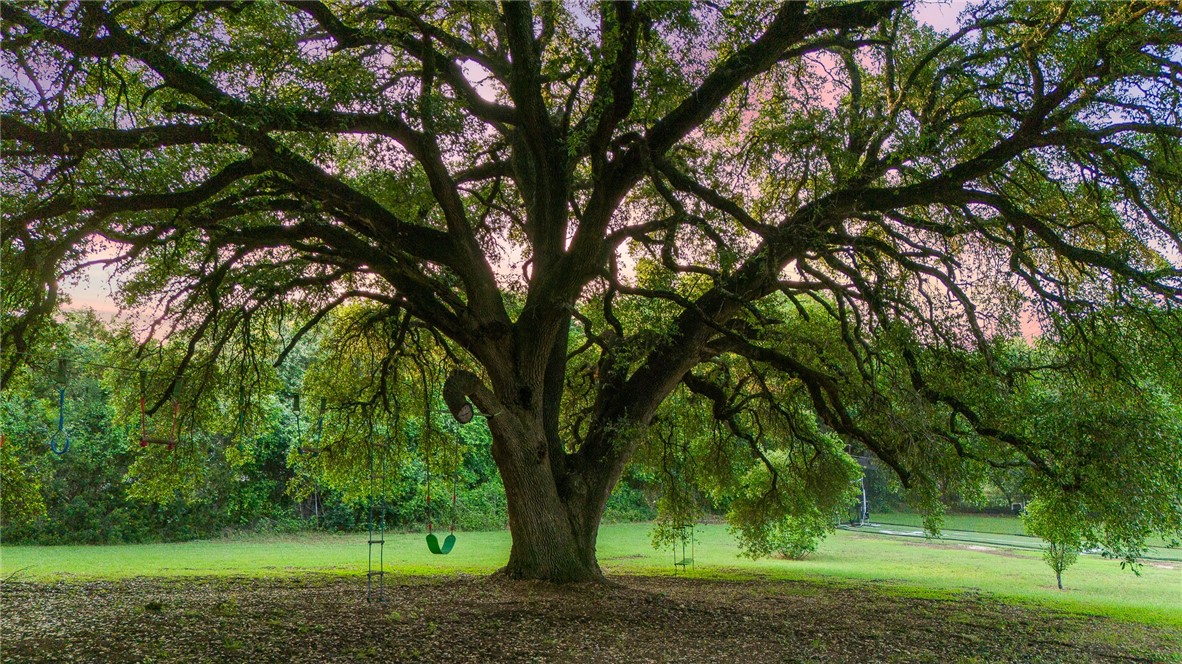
3;1;1181;581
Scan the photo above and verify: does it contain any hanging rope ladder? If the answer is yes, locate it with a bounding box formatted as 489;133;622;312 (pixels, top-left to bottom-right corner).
674;523;695;573
366;437;387;603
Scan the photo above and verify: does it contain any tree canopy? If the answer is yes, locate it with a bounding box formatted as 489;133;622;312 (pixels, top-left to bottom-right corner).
3;1;1181;581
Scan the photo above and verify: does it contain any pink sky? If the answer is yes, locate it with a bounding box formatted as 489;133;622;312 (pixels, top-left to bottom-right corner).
60;2;971;322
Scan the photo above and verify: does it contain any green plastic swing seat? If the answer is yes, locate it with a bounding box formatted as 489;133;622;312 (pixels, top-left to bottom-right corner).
426;532;456;555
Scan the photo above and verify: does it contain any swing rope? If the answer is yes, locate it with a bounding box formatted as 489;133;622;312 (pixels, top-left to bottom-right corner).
297;397;325;456
168;396;179;450
139;372;148;445
424;436;457;554
292;393;302;447
139;372;180;450
303;397;326;455
425;426;433;535
233;384;248;440
49;387;70;455
422;370;455;555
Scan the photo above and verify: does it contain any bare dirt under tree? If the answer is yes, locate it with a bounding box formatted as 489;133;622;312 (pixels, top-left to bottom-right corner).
2;575;1177;662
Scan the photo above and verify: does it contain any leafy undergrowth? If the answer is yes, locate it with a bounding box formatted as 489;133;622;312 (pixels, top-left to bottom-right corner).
2;574;1178;663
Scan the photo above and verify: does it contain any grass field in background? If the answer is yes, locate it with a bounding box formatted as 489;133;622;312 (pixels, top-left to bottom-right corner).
3;523;1179;628
872;510;1181;553
874;510;1028;535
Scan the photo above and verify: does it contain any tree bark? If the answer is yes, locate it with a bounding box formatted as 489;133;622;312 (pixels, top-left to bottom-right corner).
445;366;645;583
488;416;610;582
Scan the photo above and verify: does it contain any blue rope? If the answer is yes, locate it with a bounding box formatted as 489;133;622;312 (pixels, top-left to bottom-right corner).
48;388;70;455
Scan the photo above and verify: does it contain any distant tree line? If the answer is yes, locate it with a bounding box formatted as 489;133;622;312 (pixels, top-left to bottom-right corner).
0;312;654;544
4;308;1178;576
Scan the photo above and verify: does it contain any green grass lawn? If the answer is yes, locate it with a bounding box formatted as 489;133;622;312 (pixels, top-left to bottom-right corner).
3;523;1179;628
874;510;1030;535
874;510;1181;549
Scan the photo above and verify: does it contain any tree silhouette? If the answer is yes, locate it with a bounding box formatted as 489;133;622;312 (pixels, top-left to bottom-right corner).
3;1;1180;581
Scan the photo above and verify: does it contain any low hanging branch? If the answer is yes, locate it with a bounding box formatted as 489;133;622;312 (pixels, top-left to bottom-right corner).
442;371;476;424
442;370;503;424
5;0;1181;582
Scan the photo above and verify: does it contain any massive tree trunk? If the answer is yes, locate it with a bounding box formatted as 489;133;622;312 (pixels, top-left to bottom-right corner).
485;414;616;582
441;276;715;581
446;371;628;582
